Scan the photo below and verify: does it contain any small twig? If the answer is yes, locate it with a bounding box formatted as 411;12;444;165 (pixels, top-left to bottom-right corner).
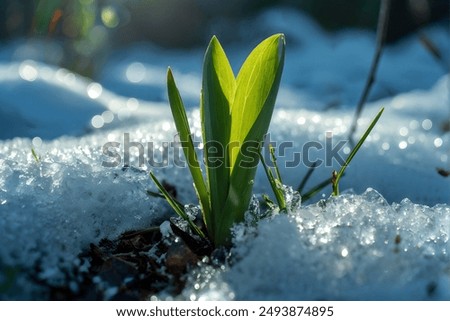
300;175;333;203
348;0;391;143
417;31;450;132
418;32;446;68
297;160;319;193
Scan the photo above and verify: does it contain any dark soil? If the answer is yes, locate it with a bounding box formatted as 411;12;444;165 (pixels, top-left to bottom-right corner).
32;220;215;300
20;178;218;300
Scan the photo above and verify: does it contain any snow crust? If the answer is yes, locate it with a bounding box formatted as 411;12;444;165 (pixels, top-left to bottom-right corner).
180;189;450;300
0;7;449;299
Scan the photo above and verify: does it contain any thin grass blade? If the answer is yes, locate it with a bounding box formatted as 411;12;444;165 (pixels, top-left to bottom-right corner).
31;147;40;163
297;161;319;193
146;190;185;208
258;148;286;210
269;144;283;184
167;68;210;225
149;172;205;238
301;176;333;202
333;107;384;195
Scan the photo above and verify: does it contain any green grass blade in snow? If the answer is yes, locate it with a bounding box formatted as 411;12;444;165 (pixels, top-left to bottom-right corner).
166;69;211;228
332;107;384;196
150;171;205;239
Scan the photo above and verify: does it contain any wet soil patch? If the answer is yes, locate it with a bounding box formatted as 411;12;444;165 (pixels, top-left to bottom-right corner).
32;220;214;300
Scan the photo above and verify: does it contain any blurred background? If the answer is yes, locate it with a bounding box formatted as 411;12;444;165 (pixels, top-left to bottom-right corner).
0;0;448;77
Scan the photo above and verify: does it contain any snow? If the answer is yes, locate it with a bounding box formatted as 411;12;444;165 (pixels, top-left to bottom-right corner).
0;7;449;300
181;189;450;300
266;75;449;205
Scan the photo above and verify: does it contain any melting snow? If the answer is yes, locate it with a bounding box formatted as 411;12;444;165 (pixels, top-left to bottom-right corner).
0;7;449;299
181;189;450;300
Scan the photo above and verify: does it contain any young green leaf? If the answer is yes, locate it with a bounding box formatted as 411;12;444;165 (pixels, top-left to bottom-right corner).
229;34;285;169
166;68;211;228
216;34;286;246
201;37;236;241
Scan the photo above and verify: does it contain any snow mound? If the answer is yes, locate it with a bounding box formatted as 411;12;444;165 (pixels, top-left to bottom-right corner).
180;188;450;300
0;134;167;294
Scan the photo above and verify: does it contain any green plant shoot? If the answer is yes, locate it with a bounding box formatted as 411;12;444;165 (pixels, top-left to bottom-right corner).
258;145;286;211
151;34;285;247
31;147;40;163
332;107;384;196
